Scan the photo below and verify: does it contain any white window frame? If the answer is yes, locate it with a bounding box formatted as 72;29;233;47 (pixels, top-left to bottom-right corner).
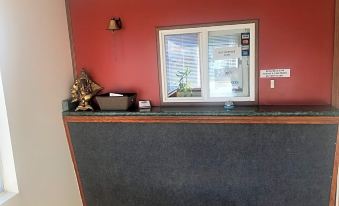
157;20;258;105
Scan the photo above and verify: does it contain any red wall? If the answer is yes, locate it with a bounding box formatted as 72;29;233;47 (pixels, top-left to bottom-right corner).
69;0;335;106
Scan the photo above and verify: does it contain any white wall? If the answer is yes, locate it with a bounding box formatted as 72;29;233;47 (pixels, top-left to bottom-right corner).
0;0;82;205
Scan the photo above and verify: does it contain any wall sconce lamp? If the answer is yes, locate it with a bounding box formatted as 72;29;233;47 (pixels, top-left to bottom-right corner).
107;18;122;31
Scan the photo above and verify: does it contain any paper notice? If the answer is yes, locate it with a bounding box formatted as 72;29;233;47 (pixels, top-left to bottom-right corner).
109;93;124;97
213;47;241;60
260;69;291;78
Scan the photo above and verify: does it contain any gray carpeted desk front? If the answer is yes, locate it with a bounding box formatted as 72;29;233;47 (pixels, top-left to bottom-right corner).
63;109;339;206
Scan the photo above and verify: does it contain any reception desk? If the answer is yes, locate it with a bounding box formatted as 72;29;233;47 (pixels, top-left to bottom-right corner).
63;106;339;206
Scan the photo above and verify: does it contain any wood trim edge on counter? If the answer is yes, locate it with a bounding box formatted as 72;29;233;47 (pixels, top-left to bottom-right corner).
330;126;339;206
63;120;87;206
63;115;339;124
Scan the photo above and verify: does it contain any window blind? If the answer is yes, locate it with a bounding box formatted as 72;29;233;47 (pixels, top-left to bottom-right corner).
164;33;201;94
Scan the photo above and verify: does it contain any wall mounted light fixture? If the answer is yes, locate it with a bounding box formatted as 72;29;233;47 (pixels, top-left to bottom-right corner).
107;18;122;31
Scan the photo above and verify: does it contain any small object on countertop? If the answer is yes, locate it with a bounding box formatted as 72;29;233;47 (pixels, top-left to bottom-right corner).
109;93;123;97
95;93;136;111
224;101;235;109
71;69;103;111
139;100;151;109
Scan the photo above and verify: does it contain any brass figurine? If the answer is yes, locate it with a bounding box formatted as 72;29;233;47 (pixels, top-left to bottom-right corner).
71;69;103;111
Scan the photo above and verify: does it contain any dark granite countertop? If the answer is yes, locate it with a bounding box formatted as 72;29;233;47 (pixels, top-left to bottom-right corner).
63;105;339;117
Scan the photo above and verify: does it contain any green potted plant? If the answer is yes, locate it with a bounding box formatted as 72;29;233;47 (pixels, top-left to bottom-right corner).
176;67;192;97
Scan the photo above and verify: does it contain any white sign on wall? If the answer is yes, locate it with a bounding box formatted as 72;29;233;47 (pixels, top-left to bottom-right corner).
213;47;241;60
260;69;291;78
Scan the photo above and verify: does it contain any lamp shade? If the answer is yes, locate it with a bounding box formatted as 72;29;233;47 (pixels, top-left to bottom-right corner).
108;18;122;31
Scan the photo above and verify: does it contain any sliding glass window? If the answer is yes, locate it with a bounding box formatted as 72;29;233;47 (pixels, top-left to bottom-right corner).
158;21;257;105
